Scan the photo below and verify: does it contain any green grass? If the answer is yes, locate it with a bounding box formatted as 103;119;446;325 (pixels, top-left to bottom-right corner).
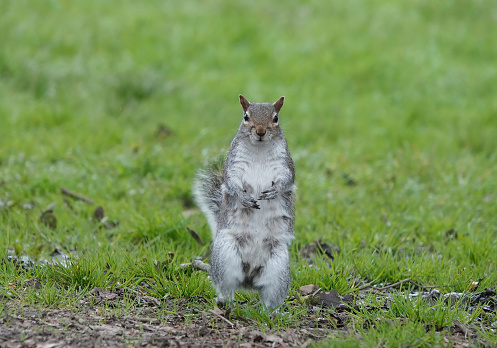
316;291;489;347
1;0;497;346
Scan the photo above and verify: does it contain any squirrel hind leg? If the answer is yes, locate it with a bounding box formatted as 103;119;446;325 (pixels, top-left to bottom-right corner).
259;279;290;310
210;233;245;306
214;293;233;308
255;250;291;310
212;282;236;308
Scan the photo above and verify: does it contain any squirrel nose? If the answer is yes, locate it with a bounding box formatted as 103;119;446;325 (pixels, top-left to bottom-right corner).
256;127;266;137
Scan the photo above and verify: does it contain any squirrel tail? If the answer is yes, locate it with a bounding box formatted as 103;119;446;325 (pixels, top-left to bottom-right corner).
193;158;224;238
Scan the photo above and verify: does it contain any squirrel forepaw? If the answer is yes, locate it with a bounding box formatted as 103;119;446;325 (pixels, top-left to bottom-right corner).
259;188;278;200
240;197;260;209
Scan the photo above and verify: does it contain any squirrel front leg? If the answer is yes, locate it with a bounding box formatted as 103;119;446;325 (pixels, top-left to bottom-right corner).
224;177;260;210
258;173;294;201
240;191;260;209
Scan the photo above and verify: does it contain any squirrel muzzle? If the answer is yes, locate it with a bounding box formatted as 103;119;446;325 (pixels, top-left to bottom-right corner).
255;126;267;137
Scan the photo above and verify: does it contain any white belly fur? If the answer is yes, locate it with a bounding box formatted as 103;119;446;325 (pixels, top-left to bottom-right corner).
231;146;293;267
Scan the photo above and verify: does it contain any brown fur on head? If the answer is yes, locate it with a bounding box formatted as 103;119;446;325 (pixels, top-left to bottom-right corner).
239;95;285;143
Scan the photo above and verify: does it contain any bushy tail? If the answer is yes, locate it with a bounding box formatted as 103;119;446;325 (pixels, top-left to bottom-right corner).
192;158;224;238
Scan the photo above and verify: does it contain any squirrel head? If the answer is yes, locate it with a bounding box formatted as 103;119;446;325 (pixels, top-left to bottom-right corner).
238;95;285;144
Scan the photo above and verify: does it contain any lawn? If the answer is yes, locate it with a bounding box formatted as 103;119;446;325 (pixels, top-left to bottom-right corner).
1;0;496;346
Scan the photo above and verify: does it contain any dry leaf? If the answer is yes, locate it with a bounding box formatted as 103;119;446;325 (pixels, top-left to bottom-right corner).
93;206;105;221
187;227;205;246
39;211;57;230
317;290;342;307
210;306;225;316
299;284;319;296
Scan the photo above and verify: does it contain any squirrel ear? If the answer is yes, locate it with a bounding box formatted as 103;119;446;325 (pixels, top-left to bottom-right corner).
273;96;284;113
239;95;250;112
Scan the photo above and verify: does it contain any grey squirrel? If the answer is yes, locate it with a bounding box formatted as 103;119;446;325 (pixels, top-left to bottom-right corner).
193;95;295;309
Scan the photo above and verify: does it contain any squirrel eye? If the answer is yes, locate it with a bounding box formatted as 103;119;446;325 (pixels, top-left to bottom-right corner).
273;115;279;123
243;114;249;122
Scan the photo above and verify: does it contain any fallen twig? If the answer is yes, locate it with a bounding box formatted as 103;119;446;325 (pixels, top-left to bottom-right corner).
181;260;211;272
124;316;161;325
208;309;235;327
62;197;74;210
61;187;94;204
453;319;472;338
192;259;211;272
374;278;435;292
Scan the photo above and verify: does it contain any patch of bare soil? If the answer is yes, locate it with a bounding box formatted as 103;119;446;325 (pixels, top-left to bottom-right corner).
1;253;496;347
1;283;496;348
0;288;343;348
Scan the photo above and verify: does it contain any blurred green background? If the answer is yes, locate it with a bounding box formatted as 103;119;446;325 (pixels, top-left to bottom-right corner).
1;0;496;290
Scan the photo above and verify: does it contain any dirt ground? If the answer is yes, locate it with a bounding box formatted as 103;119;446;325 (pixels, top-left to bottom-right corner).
1;284;492;348
1;255;496;347
0;299;340;348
